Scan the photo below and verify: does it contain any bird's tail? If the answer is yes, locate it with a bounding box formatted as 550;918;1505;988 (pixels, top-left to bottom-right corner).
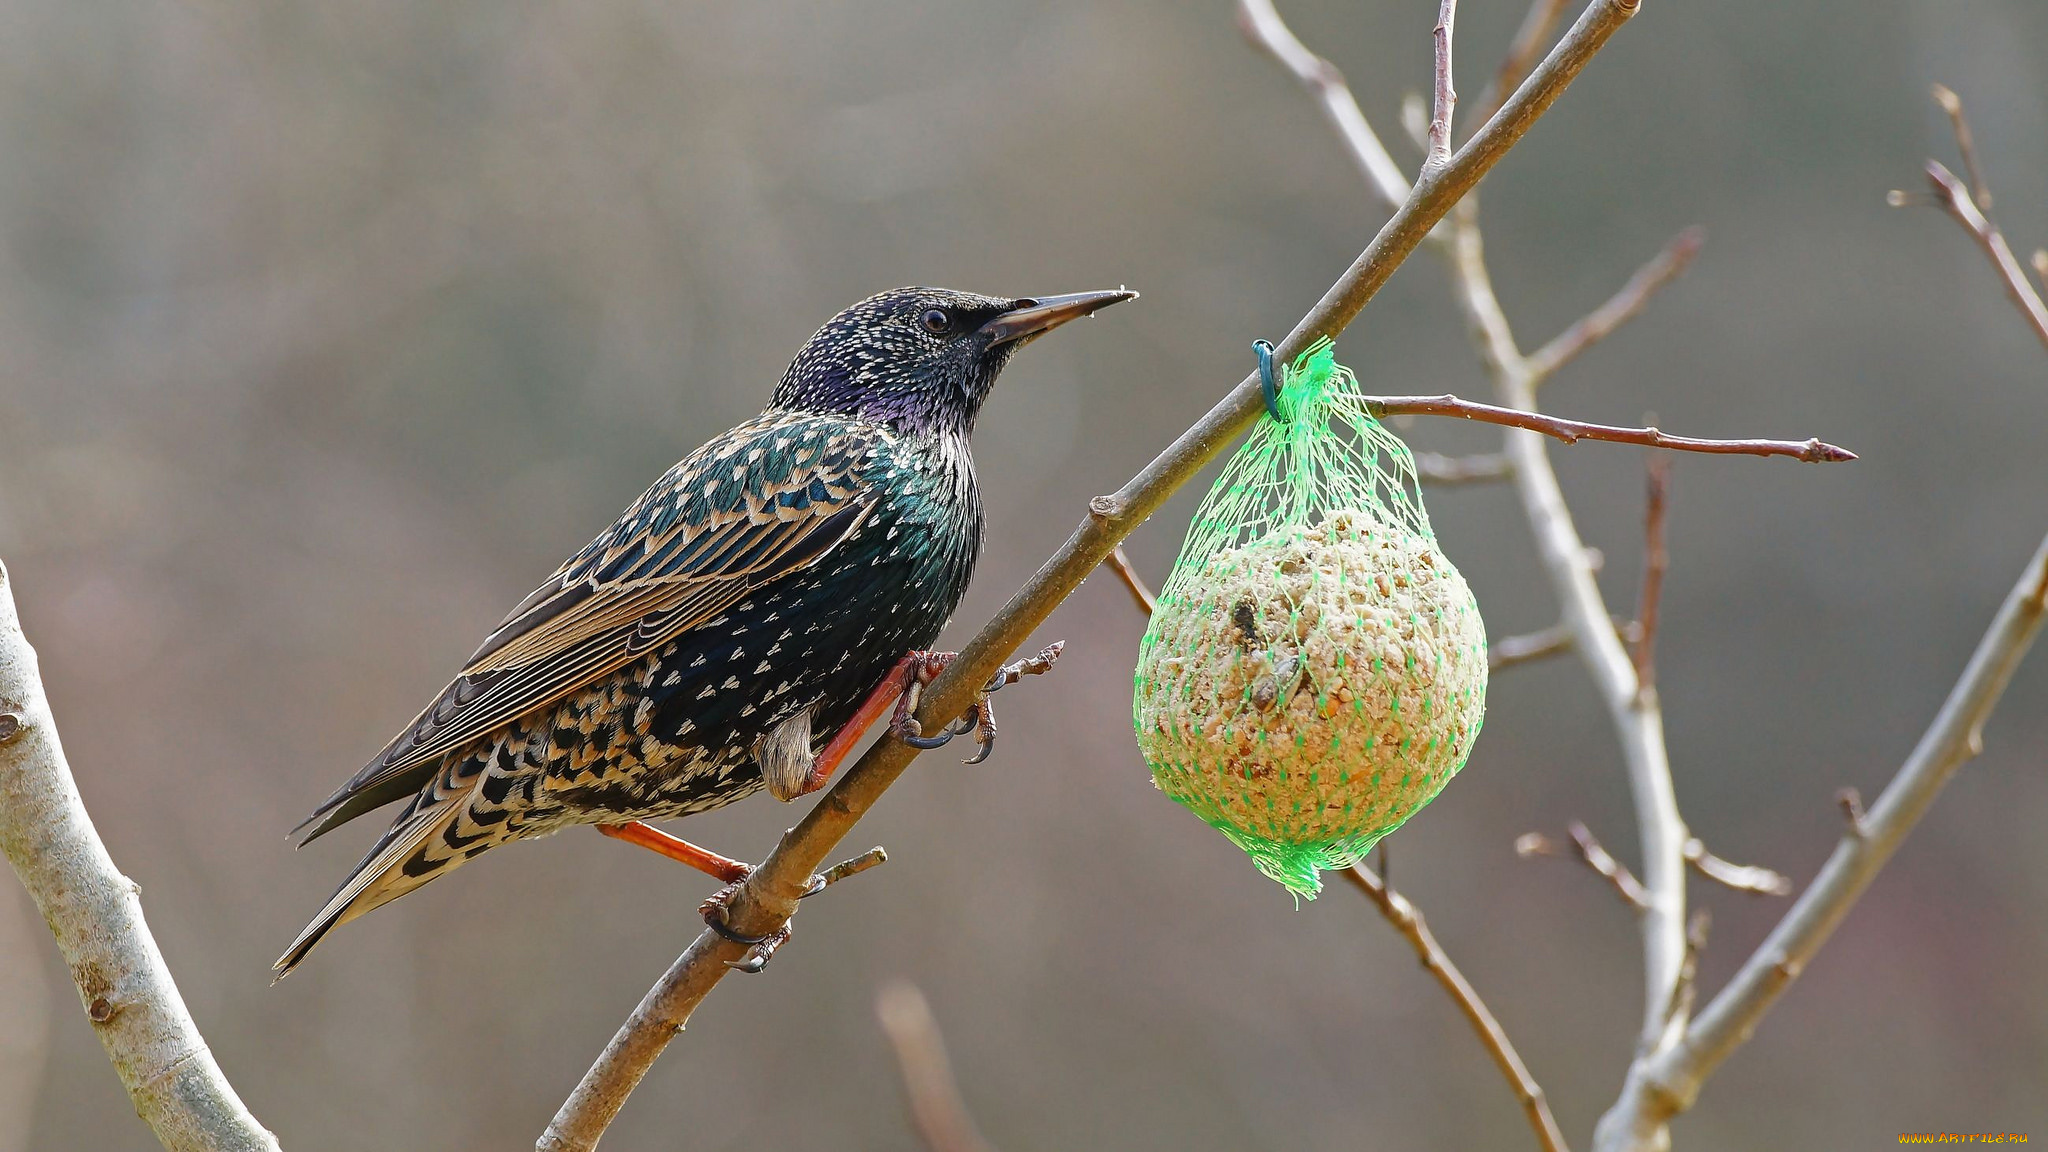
274;756;500;978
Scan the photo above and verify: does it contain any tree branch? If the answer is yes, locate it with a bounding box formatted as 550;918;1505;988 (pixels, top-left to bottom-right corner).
877;983;997;1152
0;561;281;1152
1632;458;1670;696
1370;395;1851;463
1918;160;2048;356
1516;822;1651;912
539;3;1650;1147
1592;88;2048;1148
1416;450;1514;485
1443;196;1695;1100
1344;864;1568;1152
1525;227;1705;385
1680;839;1791;898
1471;0;1575;130
1101;545;1158;616
1236;0;1411;210
1606;528;2048;1140
1427;0;1460;170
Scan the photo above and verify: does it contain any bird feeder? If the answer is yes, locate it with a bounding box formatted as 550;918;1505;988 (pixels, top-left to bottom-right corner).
1133;340;1487;897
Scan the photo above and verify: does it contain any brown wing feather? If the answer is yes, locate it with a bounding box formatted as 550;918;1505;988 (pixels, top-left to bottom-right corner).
296;415;882;841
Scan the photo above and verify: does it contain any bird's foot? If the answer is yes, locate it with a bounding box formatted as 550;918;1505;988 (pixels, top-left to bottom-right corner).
888;642;1064;764
699;879;791;971
697;846;890;973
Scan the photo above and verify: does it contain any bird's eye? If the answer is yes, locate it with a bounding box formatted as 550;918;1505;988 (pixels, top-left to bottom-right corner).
920;308;952;335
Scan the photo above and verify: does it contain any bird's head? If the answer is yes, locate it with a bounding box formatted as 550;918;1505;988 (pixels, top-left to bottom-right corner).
773;286;1136;438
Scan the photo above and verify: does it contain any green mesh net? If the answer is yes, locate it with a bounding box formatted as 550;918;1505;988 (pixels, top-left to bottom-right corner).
1133;339;1487;897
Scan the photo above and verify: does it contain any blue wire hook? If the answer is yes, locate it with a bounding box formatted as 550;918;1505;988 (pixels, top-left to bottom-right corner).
1254;339;1287;422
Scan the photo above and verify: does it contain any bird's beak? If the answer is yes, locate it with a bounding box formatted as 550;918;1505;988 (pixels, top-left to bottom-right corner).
981;289;1139;348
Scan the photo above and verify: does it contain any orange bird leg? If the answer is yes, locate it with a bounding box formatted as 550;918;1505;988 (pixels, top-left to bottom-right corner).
596;821;752;884
788;650;956;798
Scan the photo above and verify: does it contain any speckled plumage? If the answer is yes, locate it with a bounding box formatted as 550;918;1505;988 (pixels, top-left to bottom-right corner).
279;286;1130;974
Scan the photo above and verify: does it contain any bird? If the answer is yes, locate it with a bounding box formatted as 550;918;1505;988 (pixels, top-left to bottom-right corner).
277;285;1136;976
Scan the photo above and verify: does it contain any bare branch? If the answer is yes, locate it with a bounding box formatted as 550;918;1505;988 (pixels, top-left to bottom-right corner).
1920;161;2048;355
1681;839;1792;897
1491;623;1574;671
1428;0;1460;169
1930;84;1990;209
1343;864;1568;1152
541;4;1651;1144
1370;394;1854;463
1526;227;1706;384
1611;529;2048;1141
877;983;998;1152
1416;450;1513;485
1659;910;1711;1030
1594;89;2048;1146
1632;458;1670;697
1471;0;1574;130
1236;0;1410;210
0;561;281;1152
1102;545;1158;616
1516;822;1651;912
1491;617;1641;672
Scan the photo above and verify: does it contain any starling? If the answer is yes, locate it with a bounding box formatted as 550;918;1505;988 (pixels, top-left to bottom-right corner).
278;286;1135;976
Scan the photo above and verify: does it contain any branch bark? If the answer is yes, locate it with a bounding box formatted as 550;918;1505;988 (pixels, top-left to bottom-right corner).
1343;864;1568;1152
1598;529;2048;1146
0;561;281;1152
539;3;1649;1147
1591;83;2048;1152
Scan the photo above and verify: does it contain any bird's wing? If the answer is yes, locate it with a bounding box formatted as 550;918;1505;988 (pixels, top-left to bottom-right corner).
297;413;883;841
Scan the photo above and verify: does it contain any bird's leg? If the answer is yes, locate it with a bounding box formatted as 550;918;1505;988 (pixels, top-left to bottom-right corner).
596;821;754;883
700;847;890;972
889;641;1064;764
777;650;958;800
602;822;886;967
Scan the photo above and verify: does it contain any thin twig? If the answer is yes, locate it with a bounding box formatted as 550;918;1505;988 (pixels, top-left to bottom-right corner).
1102;545;1158;616
1525;227;1706;384
1490;622;1574;671
1920;161;2048;355
1416;450;1513;485
1236;0;1411;209
1344;865;1568;1152
1516;822;1651;912
876;983;998;1152
1930;84;1990;209
1658;909;1710;1029
1899;87;2048;355
539;5;1651;1146
1490;617;1642;671
0;561;281;1152
1681;839;1792;898
1369;395;1854;463
1427;0;1459;169
1632;457;1670;697
1471;0;1574;130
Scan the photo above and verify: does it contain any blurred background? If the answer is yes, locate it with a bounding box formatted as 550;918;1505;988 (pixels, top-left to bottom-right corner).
1;0;2044;1148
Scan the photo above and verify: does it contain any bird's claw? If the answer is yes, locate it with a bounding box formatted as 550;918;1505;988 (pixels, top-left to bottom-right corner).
723;926;791;973
886;643;1062;764
700;879;794;971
